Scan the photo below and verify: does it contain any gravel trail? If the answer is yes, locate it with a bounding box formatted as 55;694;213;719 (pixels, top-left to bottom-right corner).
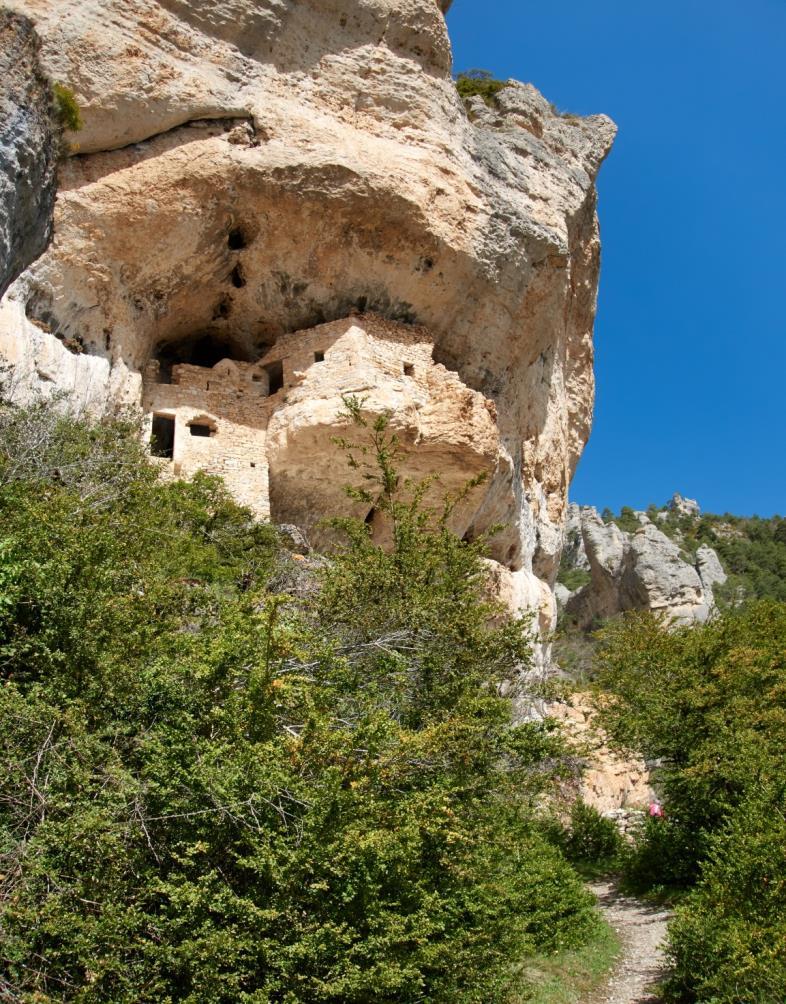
586;881;671;1004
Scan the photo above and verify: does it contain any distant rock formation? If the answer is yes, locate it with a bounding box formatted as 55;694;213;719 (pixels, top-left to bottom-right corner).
0;0;615;644
560;502;727;626
667;492;700;517
0;10;57;299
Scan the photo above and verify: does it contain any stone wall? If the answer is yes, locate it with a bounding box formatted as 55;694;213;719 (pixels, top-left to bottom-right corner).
143;314;503;539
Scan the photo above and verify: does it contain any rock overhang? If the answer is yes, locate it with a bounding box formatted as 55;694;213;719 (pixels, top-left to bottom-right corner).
0;0;616;644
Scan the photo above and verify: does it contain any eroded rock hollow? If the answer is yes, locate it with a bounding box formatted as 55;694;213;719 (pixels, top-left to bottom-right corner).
0;0;615;645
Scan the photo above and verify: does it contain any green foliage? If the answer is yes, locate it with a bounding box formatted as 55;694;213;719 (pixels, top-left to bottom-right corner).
0;400;599;1002
455;69;510;108
556;566;591;592
549;801;624;876
621;816;697;896
592;603;786;1000
52;83;83;132
665;786;786;1003
563;801;624;867
594;604;786;883
613;506;641;534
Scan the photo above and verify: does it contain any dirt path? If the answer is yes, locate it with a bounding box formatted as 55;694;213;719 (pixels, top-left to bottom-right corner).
585;881;671;1004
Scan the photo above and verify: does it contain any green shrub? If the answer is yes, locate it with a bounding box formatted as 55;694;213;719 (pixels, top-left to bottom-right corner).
0;400;599;1002
455;69;509;108
555;800;624;871
621;816;698;895
556;566;591;592
665;786;786;1003
593;603;786;892
593;603;786;995
53;82;83;132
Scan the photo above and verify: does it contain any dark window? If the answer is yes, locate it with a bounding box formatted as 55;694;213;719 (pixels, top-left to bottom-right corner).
403;362;414;376
150;415;175;459
189;423;213;438
252;374;262;383
264;360;284;395
314;350;324;362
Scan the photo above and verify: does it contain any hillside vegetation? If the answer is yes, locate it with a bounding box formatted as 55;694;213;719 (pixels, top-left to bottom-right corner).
594;603;786;1002
0;400;599;1003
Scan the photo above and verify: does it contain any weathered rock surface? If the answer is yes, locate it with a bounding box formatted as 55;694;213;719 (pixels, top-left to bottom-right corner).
1;0;615;634
0;9;58;300
549;694;654;815
563;503;726;626
696;542;727;609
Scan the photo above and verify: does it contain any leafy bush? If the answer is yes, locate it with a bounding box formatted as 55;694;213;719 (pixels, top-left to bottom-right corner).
592;603;786;998
52;82;83;132
552;801;623;873
594;604;786;886
455;69;509;108
665;786;786;1003
621;816;697;896
0;400;599;1002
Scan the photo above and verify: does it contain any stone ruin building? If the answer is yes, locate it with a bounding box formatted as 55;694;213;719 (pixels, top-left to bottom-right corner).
142;314;501;544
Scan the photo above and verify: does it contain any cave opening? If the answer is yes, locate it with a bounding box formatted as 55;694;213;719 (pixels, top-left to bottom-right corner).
227;227;248;251
155;332;253;382
189;423;213;438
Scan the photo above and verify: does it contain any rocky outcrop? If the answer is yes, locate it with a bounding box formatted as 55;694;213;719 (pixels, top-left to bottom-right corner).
0;10;57;300
561;503;726;626
0;0;615;636
696;543;727;609
667;492;700;517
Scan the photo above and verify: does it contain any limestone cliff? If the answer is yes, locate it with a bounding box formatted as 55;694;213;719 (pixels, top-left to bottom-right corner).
0;9;57;299
0;0;615;638
559;501;727;627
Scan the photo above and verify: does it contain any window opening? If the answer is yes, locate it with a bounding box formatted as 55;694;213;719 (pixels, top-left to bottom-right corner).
314;350;325;363
189;423;213;438
150;415;175;459
403;362;414;376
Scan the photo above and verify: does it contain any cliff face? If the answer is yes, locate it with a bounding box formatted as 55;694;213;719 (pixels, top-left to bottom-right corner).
560;502;727;626
0;10;58;299
0;0;615;637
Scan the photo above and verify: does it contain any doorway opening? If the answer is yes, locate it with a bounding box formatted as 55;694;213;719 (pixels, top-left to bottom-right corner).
151;415;175;459
264;360;284;395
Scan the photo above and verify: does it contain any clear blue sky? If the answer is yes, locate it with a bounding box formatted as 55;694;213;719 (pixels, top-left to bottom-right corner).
447;1;786;517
